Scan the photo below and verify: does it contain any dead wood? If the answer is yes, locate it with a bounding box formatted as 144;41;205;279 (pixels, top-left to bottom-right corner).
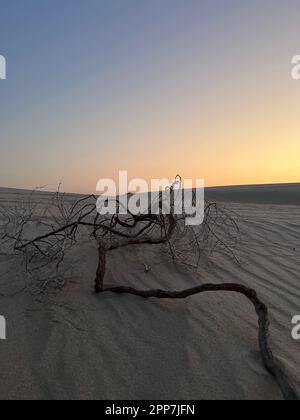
101;282;299;401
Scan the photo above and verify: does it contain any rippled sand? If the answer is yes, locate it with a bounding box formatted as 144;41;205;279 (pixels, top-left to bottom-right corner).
0;186;299;400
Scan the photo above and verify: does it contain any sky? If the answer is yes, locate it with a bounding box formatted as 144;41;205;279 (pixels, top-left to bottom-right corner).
0;0;300;193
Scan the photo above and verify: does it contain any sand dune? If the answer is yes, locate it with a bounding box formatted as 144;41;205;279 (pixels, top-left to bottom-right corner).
0;186;299;400
206;183;300;205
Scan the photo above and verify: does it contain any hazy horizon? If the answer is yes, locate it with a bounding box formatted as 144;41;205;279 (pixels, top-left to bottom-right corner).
1;181;300;196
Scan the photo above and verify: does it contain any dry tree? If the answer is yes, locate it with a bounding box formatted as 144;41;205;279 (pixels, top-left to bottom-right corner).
0;178;298;400
5;179;238;293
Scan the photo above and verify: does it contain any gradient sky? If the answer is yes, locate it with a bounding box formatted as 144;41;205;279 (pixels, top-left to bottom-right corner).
0;0;300;193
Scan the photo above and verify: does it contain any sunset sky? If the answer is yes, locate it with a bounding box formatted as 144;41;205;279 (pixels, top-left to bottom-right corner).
0;0;300;193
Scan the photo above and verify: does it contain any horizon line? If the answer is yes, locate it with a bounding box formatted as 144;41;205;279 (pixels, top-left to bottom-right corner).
0;180;300;196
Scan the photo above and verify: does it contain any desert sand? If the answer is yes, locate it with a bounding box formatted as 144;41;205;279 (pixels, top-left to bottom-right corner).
0;185;299;400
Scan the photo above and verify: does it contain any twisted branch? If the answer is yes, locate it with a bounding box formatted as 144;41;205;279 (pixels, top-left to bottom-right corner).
101;282;299;401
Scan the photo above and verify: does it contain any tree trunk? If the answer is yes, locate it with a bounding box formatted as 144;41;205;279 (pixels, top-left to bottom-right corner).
95;242;107;293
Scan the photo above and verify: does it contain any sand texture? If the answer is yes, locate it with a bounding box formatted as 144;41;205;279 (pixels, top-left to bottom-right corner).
0;186;299;400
